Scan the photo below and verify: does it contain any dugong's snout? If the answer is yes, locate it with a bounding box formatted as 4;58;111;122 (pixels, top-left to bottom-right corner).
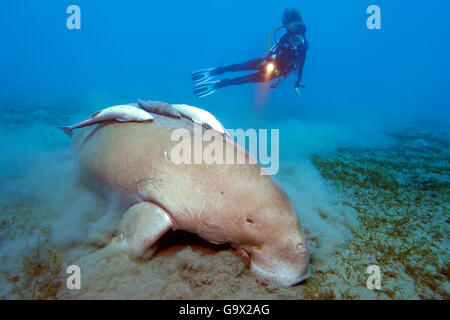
240;200;311;286
248;237;310;286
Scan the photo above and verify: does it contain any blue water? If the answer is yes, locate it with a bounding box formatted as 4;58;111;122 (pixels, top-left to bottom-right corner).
0;0;449;128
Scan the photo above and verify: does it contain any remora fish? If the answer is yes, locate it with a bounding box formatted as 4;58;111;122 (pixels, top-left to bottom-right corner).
59;104;153;137
171;103;228;136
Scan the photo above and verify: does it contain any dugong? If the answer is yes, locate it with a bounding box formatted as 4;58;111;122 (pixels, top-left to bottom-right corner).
69;102;310;286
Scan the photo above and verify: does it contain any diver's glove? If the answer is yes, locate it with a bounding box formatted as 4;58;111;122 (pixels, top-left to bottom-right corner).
294;81;305;96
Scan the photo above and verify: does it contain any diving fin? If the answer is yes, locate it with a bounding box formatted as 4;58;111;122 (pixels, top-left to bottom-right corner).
191;68;219;85
193;80;220;98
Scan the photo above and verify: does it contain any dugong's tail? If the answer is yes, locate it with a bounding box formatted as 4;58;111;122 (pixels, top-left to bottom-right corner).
59;126;73;138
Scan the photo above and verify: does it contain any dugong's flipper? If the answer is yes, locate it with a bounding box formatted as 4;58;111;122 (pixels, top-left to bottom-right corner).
137;99;182;119
118;202;174;258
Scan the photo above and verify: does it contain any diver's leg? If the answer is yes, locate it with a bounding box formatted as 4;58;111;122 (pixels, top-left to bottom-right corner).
193;57;268;85
194;68;275;97
116;202;174;258
215;71;271;88
214;57;267;75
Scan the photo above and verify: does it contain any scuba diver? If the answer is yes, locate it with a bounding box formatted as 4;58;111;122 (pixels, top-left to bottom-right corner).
192;9;309;98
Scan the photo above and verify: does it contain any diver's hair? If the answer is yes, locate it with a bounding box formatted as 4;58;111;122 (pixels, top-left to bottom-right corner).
282;8;304;26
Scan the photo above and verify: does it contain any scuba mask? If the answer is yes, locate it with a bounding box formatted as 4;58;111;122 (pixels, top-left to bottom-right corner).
286;21;306;35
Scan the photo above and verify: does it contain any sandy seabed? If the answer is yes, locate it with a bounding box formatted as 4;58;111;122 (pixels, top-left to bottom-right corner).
0;105;448;300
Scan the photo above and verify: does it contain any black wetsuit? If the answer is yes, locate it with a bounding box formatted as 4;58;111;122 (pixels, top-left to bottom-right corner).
214;33;309;89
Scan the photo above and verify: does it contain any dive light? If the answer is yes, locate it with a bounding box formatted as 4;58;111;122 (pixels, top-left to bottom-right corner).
266;55;280;77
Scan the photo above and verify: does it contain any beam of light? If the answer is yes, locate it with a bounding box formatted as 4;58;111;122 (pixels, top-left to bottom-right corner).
254;81;273;114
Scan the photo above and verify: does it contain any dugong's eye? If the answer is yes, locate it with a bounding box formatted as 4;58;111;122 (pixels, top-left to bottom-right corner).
296;242;306;253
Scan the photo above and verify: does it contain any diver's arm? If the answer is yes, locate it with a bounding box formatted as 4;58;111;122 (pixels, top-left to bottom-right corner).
268;43;280;58
294;41;308;95
269;33;288;56
295;51;306;88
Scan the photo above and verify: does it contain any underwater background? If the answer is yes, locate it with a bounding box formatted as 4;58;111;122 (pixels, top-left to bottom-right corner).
0;0;448;299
